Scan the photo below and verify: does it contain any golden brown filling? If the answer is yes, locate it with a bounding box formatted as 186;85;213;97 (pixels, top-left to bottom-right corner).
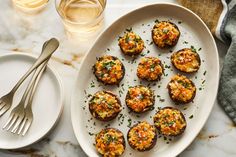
171;48;200;72
95;128;125;157
89;91;121;119
152;21;180;48
128;121;156;150
137;57;164;81
126;86;154;113
154;108;186;136
118;32;144;55
168;74;196;103
94;56;124;84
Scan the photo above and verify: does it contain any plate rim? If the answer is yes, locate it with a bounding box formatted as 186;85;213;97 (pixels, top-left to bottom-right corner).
0;52;64;149
71;2;219;157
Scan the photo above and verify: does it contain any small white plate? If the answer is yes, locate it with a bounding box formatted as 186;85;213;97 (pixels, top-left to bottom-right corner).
0;53;64;149
71;3;219;157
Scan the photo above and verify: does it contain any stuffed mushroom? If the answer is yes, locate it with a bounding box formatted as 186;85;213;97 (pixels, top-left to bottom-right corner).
95;128;126;157
152;21;180;48
125;85;155;113
171;48;201;73
153;107;187;136
167;74;196;104
93;55;125;85
127;121;157;151
137;57;164;81
89;91;122;121
118;32;145;56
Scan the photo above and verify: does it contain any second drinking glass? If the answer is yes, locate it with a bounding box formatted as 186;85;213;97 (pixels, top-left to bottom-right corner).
55;0;106;37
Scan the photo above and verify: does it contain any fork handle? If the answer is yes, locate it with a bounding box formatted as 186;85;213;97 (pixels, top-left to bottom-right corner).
19;40;50;102
10;38;59;94
20;59;48;104
26;60;48;107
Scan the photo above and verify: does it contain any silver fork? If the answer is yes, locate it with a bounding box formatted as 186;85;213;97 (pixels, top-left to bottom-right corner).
0;38;59;117
2;61;48;132
2;38;57;132
16;61;48;135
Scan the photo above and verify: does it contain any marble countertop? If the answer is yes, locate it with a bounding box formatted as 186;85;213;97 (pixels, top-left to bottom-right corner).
0;0;235;157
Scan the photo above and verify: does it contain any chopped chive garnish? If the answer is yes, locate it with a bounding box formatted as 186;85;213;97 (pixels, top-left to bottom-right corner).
189;115;194;119
126;27;132;32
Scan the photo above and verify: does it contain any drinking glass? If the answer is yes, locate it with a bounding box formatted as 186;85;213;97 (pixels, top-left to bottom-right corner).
12;0;49;13
55;0;106;37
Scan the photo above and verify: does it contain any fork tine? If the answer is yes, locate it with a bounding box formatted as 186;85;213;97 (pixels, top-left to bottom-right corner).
0;102;6;110
12;120;21;133
17;118;27;135
11;116;24;133
0;105;10;117
2;114;14;129
12;126;18;134
6;115;18;131
22;120;32;136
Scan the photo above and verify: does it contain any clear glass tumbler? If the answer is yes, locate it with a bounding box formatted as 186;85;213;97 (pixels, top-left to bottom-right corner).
55;0;106;37
12;0;49;13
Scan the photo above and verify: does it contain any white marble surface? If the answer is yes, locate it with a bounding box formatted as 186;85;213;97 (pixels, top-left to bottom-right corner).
0;0;235;157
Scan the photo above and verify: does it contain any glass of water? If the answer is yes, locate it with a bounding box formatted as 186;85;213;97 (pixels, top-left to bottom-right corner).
12;0;49;13
55;0;106;37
